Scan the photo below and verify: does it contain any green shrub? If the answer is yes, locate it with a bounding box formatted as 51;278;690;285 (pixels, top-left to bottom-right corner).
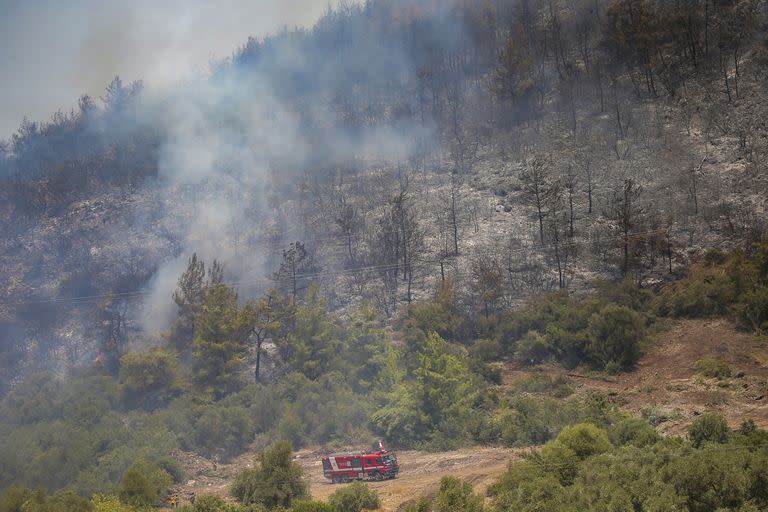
119;350;182;408
433;476;484;512
188;495;252;512
400;281;465;341
230;441;308;508
22;491;92;512
695;358;732;379
290;500;333;512
193;404;255;459
586;305;644;370
327;481;380;512
0;486;35;512
552;423;612;459
610;418;660;448
401;497;431;512
0;372;67;425
118;458;172;507
737;287;768;333
689;414;730;447
515;331;550;366
539;442;579;485
90;494;138;512
656;268;735;318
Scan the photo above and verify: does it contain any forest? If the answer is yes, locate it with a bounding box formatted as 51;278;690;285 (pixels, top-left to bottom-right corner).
1;0;768;510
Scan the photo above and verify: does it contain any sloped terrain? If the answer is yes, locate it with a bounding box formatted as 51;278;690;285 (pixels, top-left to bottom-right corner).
167;318;768;510
504;318;768;435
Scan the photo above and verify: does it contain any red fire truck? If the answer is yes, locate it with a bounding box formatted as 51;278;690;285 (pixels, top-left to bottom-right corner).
322;443;399;483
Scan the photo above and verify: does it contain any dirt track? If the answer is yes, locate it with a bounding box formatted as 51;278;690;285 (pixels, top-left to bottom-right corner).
172;447;523;511
298;447;523;510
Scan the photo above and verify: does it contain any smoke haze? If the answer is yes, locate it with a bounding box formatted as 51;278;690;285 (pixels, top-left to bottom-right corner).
0;0;329;138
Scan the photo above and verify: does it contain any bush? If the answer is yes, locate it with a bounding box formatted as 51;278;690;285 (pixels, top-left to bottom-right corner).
327;481;380;512
433;476;484;512
515;331;550;366
118;458;172;507
90;495;138;512
401;497;431;512
0;486;36;512
695;358;732;379
586;305;644;370
610;418;660;448
188;495;253;512
689;414;730;448
193;404;255;459
290;501;333;512
552;423;612;460
231;441;308;508
119;350;182;408
656;268;735;318
539;442;579;485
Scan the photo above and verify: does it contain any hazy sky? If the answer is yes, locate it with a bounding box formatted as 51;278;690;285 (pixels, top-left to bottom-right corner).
0;0;329;138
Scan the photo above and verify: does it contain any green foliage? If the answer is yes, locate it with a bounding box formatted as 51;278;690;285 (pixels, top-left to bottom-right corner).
118;458;172;507
193;403;256;459
489;422;768;512
484;392;617;447
0;488;93;512
340;306;391;393
166;253;206;353
277;287;342;380
497;283;652;372
539;442;579;486
0;372;62;425
689;414;730;448
400;281;465;341
192;279;252;398
550;423;612;460
694;358;732;379
371;332;484;449
230;441;308;509
514;331;550;366
327;481;380;512
290;501;333;512
90;495;136;512
658;241;768;333
186;495;252;512
433;476;484;512
401;497;431;512
119;349;182;408
610;417;660;448
0;486;35;512
586;305;645;370
468;339;503;384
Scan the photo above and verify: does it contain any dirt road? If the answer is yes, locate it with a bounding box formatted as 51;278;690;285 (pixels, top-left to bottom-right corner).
173;446;522;511
297;447;523;510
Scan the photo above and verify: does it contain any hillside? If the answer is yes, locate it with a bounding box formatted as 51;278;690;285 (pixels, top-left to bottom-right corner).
163;317;768;510
1;1;768;511
2;0;768;384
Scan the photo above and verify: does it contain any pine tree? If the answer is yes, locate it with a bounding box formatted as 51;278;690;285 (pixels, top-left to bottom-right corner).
165;253;205;354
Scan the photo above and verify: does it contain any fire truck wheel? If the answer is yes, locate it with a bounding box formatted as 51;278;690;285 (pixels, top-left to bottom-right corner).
331;475;339;484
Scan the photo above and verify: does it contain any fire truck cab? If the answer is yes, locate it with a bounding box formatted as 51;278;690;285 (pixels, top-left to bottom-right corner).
322;444;399;483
